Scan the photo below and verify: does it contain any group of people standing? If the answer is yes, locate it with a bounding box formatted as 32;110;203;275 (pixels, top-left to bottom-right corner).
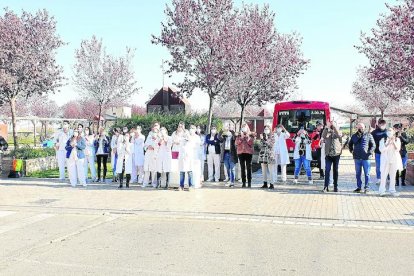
53;118;409;196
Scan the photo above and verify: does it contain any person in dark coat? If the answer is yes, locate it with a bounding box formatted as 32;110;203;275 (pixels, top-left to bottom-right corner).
371;119;387;184
394;124;408;186
219;126;238;187
349;123;376;193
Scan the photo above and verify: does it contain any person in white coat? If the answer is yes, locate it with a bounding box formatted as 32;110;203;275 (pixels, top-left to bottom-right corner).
65;130;87;187
189;125;202;188
54;121;71;181
131;126;146;184
83;127;97;182
143;122;160;188
179;125;200;190
379;128;403;197
273;124;290;184
111;128;120;182
293;129;313;184
156;127;173;189
196;126;206;182
116;133;134;188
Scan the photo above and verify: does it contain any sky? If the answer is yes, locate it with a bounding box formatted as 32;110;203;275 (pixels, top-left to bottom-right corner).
1;0;397;111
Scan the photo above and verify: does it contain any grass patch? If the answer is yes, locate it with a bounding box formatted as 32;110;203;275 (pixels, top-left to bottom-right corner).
26;162;116;179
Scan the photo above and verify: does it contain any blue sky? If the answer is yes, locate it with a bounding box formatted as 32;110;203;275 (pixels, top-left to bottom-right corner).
1;0;397;110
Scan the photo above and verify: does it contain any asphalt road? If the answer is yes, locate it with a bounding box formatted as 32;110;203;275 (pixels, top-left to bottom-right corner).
1;211;413;276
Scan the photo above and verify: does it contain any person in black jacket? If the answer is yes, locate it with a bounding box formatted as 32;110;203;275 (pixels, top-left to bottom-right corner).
0;135;8;174
349;123;376;193
219;127;238;187
394;124;408;186
371;119;387;184
0;136;8;151
205;126;222;182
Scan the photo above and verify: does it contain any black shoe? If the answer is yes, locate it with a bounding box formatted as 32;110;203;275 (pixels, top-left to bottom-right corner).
319;176;325;180
322;187;329;193
354;188;362;193
402;183;406;186
118;185;123;189
229;184;234;187
242;183;246;188
247;183;251;188
334;187;338;192
269;184;274;189
396;183;400;187
261;182;268;189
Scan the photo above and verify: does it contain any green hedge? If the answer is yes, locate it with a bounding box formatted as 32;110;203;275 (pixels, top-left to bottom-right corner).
112;113;222;134
6;146;55;160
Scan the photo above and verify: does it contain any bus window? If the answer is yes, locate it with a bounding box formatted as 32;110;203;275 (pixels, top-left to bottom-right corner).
278;110;325;133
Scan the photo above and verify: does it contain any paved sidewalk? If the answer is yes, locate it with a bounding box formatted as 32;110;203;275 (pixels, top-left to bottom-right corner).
0;157;413;231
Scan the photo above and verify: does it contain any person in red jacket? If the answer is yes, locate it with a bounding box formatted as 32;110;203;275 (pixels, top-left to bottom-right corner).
235;123;256;188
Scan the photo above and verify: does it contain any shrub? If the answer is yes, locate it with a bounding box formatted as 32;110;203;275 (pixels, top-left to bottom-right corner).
6;146;55;159
112;113;222;135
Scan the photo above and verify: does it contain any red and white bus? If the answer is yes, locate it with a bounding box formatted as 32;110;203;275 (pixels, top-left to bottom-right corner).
272;101;331;166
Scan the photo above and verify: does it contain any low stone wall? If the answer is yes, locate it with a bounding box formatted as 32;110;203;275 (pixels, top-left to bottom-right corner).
24;156;57;175
0;155;57;178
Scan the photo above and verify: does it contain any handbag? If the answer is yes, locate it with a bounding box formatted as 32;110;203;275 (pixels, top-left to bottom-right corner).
171;151;179;159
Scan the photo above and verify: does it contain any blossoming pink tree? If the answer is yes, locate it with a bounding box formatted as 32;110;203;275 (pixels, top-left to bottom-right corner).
73;36;139;130
152;0;238;132
356;0;414;100
223;4;308;128
0;9;65;148
351;67;397;119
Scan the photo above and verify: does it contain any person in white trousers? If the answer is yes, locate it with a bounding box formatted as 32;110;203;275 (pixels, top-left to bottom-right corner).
65;130;87;187
116;133;134;188
273;124;290;184
379;128;403;197
111;128;120;182
196;126;206;182
178;125;200;190
132;126;146;184
156;127;173;189
83;127;97;182
259;125;276;189
206;126;221;182
54;121;71;181
143;122;160;188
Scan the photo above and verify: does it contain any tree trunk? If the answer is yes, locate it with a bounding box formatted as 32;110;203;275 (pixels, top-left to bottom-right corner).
207;95;214;133
10;98;18;149
33;120;36;146
239;104;246;131
380;110;384;120
97;104;102;133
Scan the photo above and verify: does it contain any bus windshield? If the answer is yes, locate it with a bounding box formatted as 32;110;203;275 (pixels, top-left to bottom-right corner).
277;109;325;133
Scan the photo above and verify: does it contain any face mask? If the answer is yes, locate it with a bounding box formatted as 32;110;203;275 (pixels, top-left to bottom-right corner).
73;133;79;138
380;125;386;131
85;130;90;135
211;129;217;135
63;124;69;130
196;128;201;134
276;128;282;134
387;131;393;138
242;127;247;133
300;134;305;138
161;129;167;135
264;129;270;135
190;129;196;135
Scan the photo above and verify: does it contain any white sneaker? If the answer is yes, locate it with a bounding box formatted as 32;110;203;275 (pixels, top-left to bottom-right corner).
207;178;214;182
293;179;298;184
224;178;230;183
376;179;381;185
308;180;313;185
390;192;400;197
379;192;387;197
